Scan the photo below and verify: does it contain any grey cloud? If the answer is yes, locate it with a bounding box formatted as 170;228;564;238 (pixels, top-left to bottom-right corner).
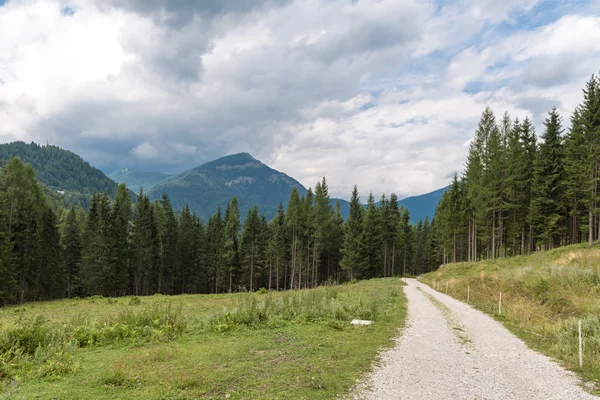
103;0;294;27
520;54;582;88
516;96;561;125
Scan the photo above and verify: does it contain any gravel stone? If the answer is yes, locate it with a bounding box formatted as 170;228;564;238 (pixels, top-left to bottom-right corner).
351;278;597;400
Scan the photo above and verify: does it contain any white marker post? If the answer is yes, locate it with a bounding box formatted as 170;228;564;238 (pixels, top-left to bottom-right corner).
498;292;502;315
579;319;583;368
467;286;470;304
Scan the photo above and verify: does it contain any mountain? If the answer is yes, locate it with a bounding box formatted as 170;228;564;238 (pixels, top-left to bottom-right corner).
146;153;307;220
397;186;448;223
108;168;171;192
0;141;122;207
0;142;446;223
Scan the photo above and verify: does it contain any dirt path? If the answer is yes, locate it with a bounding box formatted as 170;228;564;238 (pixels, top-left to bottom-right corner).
352;278;596;400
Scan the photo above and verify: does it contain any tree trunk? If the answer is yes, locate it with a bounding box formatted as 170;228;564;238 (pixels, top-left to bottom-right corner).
391;243;395;276
492;209;496;260
250;242;254;292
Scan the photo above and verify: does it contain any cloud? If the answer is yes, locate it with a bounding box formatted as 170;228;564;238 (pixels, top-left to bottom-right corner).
1;0;599;198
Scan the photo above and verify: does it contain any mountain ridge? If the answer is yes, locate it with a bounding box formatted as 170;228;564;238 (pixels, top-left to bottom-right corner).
110;153;447;222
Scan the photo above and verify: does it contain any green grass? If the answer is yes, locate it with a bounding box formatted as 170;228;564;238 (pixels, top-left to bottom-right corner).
421;243;600;391
0;279;407;399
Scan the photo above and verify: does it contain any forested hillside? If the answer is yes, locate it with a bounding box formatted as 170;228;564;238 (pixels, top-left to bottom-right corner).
0;142;120;206
146;153;308;221
431;74;600;267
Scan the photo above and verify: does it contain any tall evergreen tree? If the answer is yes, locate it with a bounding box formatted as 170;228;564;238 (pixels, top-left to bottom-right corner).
340;186;366;280
241;206;262;291
62;207;82;298
222;197;241;292
530;108;566;249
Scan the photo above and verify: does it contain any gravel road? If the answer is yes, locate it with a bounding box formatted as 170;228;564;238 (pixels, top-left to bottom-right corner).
352;278;597;400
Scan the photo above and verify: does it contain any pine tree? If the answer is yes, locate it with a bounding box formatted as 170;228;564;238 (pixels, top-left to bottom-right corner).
397;206;413;277
62;207;82;298
530;108;566;249
206;206;223;293
313;178;333;286
286;188;302;289
38;206;63;300
222;197;241;292
241;206;262;291
178;205;196;293
268;203;287;290
106;184;130;296
2;158;44;303
131;190;160;295
362;193;381;278
340;186;366;280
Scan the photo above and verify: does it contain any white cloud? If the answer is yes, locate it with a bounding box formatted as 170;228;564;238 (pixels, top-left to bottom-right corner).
131;142;158;159
0;0;598;198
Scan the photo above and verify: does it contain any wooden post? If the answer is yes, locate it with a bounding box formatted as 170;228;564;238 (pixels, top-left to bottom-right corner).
445;282;449;294
467;286;470;304
498;292;502;315
579;319;583;367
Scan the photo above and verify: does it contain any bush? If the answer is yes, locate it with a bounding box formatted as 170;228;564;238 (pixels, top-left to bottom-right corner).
128;297;142;306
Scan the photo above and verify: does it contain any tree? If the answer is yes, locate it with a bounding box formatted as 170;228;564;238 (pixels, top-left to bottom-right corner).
206;206;223;293
106;184;131;296
340;186;366;280
38;206;63;300
241;206;263;291
362;192;381;278
530;108;566;249
222;197;241;292
62;207;82;298
131;190;160;295
286;188;302;289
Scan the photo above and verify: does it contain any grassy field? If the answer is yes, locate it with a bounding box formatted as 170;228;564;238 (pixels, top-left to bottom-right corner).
0;279;407;399
421;243;600;391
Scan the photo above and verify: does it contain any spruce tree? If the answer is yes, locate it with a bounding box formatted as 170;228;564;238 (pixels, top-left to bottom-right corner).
340;186;366;280
62;207;82;298
222;197;241;292
38;206;63;300
241;206;262;291
530;108;566;249
362;193;381;278
206;206;224;293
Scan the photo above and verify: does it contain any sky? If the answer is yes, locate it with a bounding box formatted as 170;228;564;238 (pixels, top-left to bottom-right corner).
1;0;600;199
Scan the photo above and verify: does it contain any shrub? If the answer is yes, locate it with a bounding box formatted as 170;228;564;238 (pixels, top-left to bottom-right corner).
128;297;142;306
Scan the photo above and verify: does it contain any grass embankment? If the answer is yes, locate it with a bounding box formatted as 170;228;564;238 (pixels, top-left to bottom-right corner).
0;279;407;399
421;243;600;390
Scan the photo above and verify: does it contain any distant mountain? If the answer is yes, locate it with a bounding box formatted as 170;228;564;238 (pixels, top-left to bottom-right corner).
0;142;446;222
0;141;122;207
108;168;171;192
397;186;448;223
146;153;307;220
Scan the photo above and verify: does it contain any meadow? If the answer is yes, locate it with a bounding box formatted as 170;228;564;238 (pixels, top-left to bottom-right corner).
421;243;600;391
0;279;407;399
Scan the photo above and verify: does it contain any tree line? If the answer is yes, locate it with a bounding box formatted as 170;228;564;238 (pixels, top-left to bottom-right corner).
0;162;436;305
432;74;600;264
